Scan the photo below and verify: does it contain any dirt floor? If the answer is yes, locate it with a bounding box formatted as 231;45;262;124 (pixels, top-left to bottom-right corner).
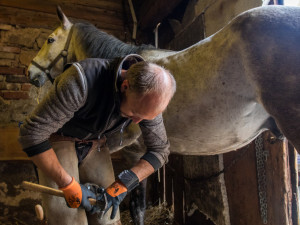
0;161;42;225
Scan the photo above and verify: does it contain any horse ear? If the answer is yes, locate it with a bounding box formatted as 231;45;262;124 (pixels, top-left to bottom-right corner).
56;5;72;30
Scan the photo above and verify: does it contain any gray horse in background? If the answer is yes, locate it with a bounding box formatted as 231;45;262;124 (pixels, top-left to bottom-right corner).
27;5;300;224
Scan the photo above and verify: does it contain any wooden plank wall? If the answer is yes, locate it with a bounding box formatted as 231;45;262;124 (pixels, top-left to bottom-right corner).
0;125;27;160
155;154;227;225
157;131;299;225
224;131;298;225
0;0;131;40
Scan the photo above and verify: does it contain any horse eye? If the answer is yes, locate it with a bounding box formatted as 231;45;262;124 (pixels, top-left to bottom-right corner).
47;38;55;44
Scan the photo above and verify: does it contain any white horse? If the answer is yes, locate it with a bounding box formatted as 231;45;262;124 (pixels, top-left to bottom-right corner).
28;5;299;156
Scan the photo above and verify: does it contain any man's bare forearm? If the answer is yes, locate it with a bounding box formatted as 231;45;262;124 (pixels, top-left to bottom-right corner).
31;149;72;188
131;159;155;182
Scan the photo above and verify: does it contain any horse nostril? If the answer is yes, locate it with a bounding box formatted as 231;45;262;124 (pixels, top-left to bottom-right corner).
26;70;30;78
33;79;41;87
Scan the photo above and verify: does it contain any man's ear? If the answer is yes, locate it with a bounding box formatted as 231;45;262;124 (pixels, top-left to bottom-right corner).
120;80;129;92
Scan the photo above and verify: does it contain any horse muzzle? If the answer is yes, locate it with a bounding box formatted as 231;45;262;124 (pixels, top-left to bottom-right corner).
27;68;46;87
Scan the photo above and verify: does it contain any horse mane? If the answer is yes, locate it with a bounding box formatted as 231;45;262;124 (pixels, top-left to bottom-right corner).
73;23;154;58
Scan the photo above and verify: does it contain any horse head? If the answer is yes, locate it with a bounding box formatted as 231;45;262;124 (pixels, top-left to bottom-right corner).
27;6;73;87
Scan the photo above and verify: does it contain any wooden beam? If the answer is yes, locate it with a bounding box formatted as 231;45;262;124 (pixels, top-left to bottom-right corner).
170;154;184;224
224;144;262;225
64;4;124;26
137;0;182;30
0;3;124;26
62;0;124;12
0;6;124;32
0;0;124;13
0;6;59;29
288;143;300;225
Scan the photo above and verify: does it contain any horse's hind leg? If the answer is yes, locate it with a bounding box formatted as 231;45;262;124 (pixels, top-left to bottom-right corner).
264;117;284;140
265;103;300;152
255;70;300;151
258;88;300;152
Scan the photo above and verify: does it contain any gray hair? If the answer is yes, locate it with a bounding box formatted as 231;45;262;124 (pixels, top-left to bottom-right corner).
126;61;176;101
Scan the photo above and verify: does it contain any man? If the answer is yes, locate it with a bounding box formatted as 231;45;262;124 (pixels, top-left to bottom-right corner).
19;54;176;225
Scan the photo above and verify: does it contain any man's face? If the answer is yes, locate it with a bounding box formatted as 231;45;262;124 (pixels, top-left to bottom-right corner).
120;80;165;124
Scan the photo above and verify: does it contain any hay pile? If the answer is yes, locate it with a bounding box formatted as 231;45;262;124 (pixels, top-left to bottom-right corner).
121;204;174;225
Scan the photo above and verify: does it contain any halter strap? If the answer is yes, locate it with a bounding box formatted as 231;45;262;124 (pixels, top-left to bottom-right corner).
31;26;74;83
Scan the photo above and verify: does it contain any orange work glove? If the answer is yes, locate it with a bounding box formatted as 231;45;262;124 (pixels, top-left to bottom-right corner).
104;180;128;219
59;177;82;208
101;170;139;219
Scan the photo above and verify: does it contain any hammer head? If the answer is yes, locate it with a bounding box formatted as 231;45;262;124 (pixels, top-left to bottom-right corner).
95;192;107;220
85;184;107;218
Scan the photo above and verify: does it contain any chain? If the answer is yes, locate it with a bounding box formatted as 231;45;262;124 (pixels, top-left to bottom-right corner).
255;134;268;224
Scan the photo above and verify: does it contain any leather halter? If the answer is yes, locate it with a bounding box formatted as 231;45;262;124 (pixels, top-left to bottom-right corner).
31;26;74;83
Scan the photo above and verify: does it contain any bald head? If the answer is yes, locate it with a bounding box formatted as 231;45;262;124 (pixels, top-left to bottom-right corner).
126;61;176;105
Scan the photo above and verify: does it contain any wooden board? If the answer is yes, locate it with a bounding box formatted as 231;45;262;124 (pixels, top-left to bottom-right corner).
224;131;294;225
137;0;183;30
0;125;29;160
0;0;124;13
0;5;124;30
0;6;128;41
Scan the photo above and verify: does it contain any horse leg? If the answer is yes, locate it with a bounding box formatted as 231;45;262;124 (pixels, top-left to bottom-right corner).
264;117;284;140
129;179;147;225
248;66;300;152
106;123;147;224
253;74;300;152
238;9;300;152
121;139;147;225
262;101;300;152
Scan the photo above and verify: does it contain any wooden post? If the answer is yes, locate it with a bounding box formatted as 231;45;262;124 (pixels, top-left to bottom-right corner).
224;131;295;225
169;154;184;224
165;162;174;207
288;143;299;225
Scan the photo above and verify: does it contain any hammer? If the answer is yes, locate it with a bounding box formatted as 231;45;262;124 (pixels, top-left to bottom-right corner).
21;181;96;205
22;181;106;220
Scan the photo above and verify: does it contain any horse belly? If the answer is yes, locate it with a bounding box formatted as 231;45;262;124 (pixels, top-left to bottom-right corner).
164;98;270;155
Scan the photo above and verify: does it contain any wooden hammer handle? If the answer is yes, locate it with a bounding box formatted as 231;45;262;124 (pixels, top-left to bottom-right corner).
22;181;96;205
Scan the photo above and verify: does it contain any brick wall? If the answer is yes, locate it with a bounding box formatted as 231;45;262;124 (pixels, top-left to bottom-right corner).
0;23;51;124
